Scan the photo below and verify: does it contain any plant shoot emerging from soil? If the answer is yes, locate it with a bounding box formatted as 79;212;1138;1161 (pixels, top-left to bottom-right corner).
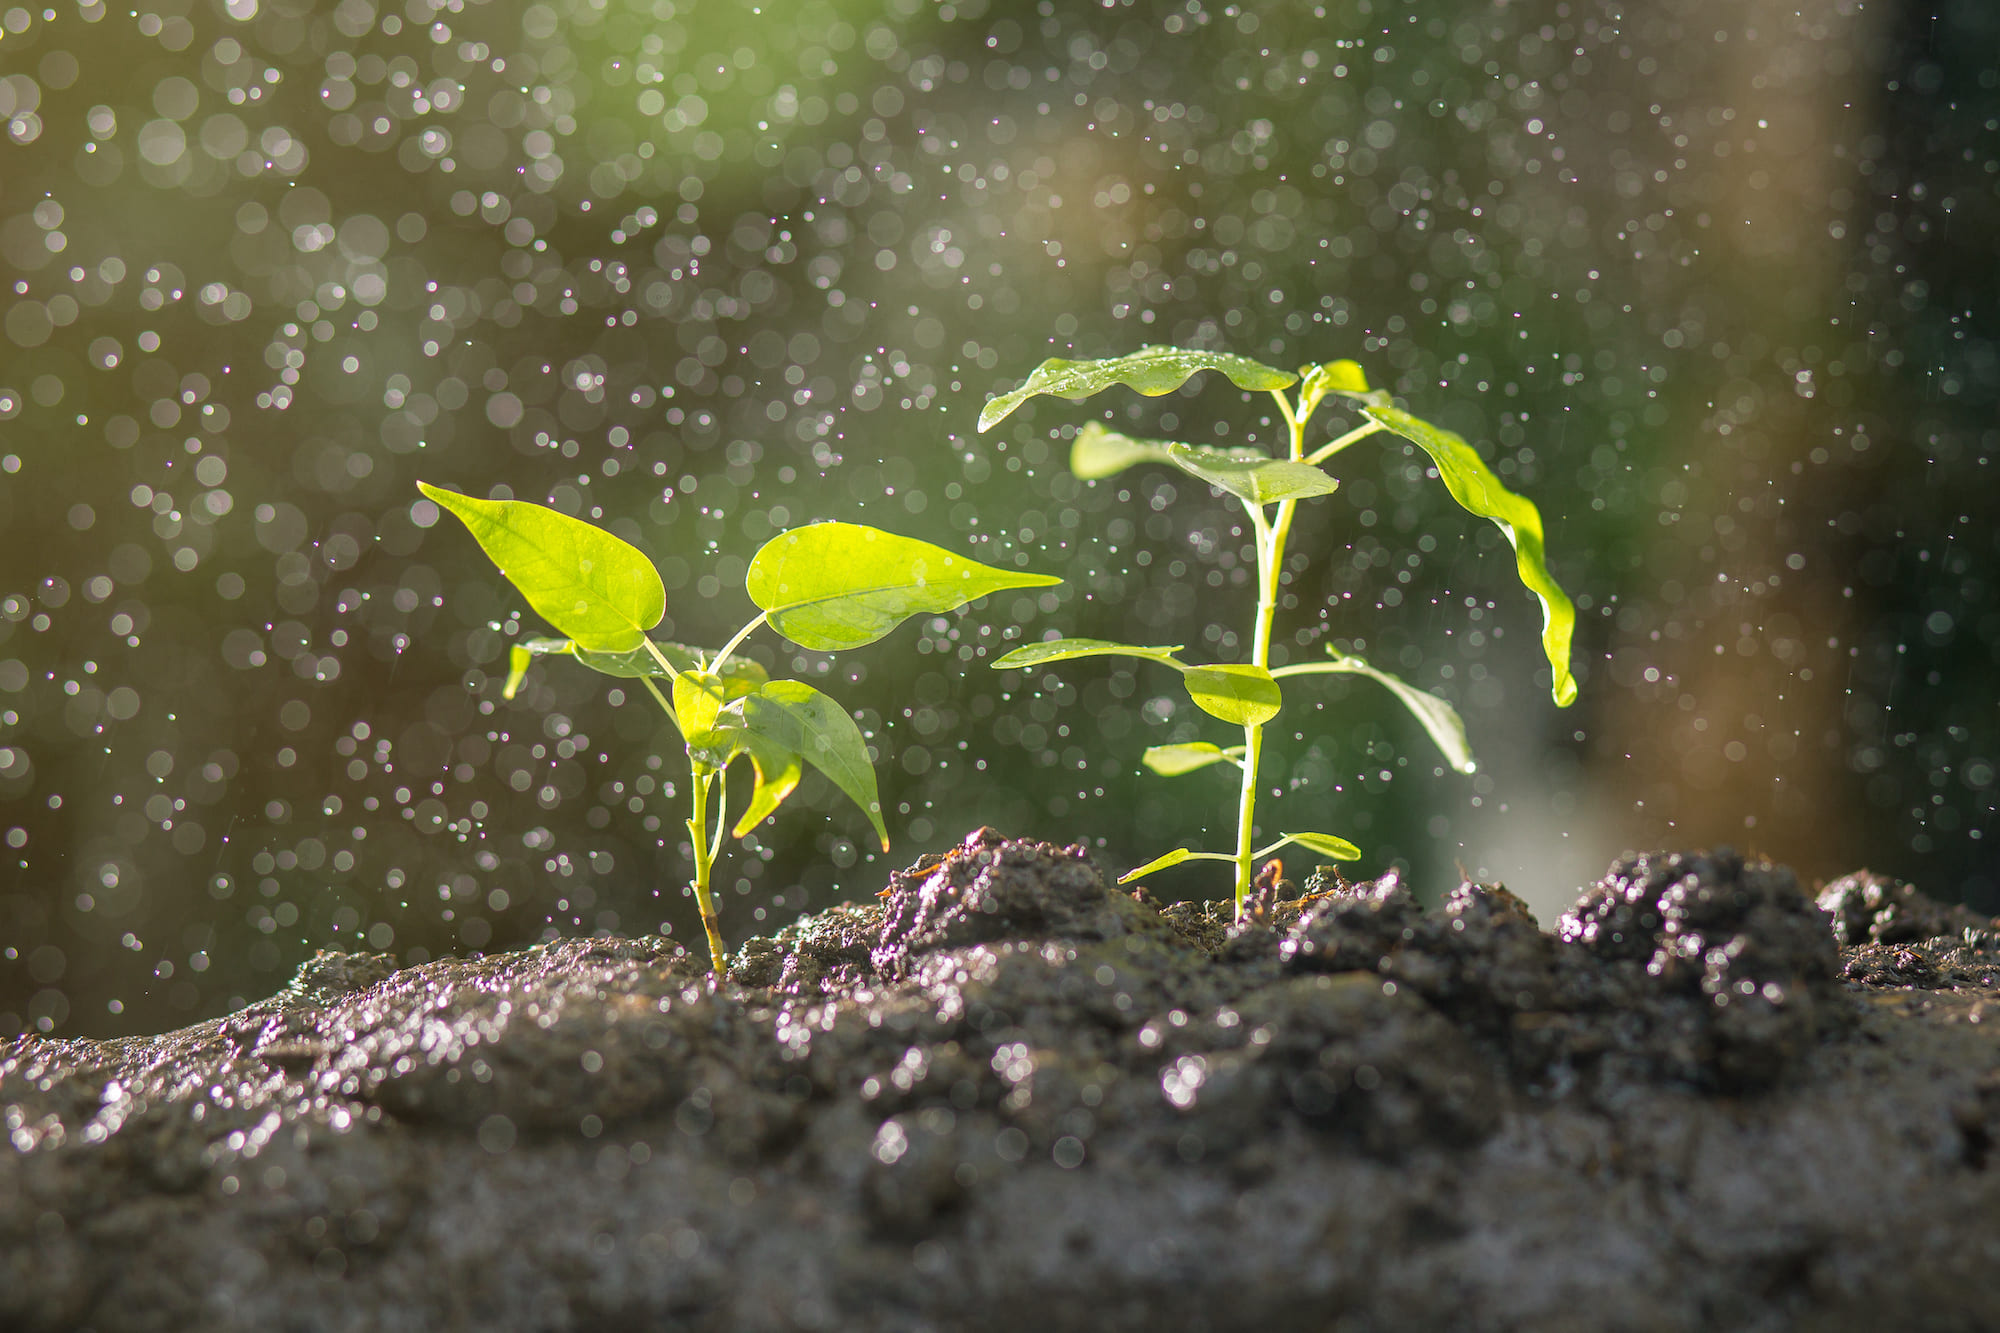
981;347;1578;915
418;482;1060;974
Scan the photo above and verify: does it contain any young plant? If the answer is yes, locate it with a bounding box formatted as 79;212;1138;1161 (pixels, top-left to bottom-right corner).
417;482;1060;975
980;347;1577;915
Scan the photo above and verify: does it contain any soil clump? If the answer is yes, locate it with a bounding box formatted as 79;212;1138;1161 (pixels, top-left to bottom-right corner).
5;829;1999;1331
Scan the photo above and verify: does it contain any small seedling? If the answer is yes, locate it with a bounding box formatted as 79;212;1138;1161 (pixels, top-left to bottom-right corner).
980;347;1577;914
418;482;1060;974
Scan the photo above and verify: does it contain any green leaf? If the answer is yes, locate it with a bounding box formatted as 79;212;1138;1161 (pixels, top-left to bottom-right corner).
673;699;805;839
728;679;888;850
1070;424;1339;506
993;637;1187;671
503;636;766;695
729;732;802;838
418;483;664;653
1069;421;1180;480
1140;742;1242;777
1183;663;1282;726
1280;649;1476;775
1296;358;1384;419
1359;405;1580;707
504;644;536;701
1163;442;1341;506
980;346;1297;432
747;521;1061;652
1117;848;1194;884
674;671;733;755
1269;832;1363;862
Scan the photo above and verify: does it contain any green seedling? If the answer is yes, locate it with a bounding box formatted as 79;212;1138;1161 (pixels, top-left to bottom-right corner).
418;482;1060;974
981;347;1577;914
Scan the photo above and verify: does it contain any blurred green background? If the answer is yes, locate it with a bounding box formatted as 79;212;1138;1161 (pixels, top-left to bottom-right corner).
2;0;1995;1036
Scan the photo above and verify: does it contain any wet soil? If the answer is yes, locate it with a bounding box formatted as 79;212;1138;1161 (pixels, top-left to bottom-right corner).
5;831;2000;1332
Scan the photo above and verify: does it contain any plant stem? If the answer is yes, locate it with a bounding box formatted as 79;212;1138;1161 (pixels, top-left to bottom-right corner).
639;638;683;683
1229;389;1311;916
1231;711;1264;912
708;612;766;674
1304;419;1386;466
645;659;729;976
684;764;729;977
639;676;682;738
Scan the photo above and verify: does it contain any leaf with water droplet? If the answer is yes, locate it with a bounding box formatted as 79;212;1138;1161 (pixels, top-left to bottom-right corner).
979;345;1296;432
747;521;1060;652
1183;663;1282;726
1357;405;1578;706
992;637;1187;671
418;483;663;653
1070;423;1340;506
1140;742;1243;776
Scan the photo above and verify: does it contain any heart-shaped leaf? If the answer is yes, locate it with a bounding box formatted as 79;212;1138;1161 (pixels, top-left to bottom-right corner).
728;678;888;851
419;483;664;653
748;521;1060;652
1183;663;1282;726
980;346;1296;432
993;637;1187;671
1140;742;1243;776
1358;406;1578;707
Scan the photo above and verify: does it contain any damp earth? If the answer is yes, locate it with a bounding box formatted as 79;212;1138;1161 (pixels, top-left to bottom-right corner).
5;829;1998;1331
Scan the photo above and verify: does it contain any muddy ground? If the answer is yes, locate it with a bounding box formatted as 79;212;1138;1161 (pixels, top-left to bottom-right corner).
5;830;2000;1332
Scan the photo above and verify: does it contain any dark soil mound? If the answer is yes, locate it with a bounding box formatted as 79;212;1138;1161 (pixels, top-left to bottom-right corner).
5;830;1999;1331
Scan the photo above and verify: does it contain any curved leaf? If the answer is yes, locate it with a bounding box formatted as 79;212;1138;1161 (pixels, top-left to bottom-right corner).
1070;424;1339;506
675;699;805;839
1164;442;1340;506
1296;358;1384;420
503;637;766;700
1115;847;1240;884
993;637;1186;672
1276;648;1475;775
1359;405;1579;707
1070;421;1181;480
1183;664;1282;726
1140;742;1243;777
729;733;802;838
419;483;663;653
1117;848;1192;884
980;346;1296;432
748;521;1060;652
730;679;888;851
674;671;733;756
1269;832;1363;862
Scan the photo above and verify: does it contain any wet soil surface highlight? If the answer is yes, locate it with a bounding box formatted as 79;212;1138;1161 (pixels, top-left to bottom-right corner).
6;830;2000;1331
